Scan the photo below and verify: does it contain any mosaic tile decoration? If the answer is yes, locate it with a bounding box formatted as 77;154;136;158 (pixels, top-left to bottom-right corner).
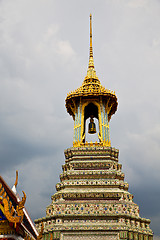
62;233;118;240
35;147;153;240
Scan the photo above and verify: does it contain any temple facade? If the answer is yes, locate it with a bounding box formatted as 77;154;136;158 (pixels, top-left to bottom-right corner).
35;15;153;240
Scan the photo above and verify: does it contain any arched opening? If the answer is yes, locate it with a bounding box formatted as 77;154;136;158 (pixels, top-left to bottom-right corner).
83;103;99;143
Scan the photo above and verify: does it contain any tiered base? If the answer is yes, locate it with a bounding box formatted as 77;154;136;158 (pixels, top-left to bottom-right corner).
35;146;153;240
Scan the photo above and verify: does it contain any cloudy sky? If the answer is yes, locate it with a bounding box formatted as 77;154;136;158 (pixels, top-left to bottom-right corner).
0;0;160;238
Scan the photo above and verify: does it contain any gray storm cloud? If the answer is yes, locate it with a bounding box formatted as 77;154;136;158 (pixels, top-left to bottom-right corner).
0;0;160;238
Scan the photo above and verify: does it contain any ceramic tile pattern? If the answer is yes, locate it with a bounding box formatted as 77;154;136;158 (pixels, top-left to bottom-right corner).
35;147;153;240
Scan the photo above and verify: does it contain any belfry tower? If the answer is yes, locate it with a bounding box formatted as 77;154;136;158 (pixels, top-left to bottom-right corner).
66;14;117;148
35;15;153;240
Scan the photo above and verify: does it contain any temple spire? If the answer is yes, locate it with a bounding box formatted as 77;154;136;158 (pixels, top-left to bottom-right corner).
88;14;94;68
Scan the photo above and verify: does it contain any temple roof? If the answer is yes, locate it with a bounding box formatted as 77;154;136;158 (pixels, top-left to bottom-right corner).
0;175;38;239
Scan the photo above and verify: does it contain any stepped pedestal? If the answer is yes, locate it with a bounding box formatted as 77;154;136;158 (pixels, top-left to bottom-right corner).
35;146;153;240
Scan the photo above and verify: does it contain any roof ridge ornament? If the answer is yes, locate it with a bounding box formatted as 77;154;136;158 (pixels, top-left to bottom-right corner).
12;170;18;194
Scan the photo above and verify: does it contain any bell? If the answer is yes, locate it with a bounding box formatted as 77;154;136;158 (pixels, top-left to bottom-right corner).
88;117;96;134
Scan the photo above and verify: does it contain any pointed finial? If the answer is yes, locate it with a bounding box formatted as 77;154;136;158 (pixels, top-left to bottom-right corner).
89;14;94;68
90;14;93;56
12;170;18;194
84;14;99;81
15;170;18;187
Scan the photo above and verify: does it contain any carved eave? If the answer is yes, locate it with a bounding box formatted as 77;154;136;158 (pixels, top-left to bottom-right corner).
0;185;26;226
65;88;118;121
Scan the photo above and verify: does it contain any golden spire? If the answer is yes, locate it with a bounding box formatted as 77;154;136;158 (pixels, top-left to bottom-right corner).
84;14;99;82
88;14;94;68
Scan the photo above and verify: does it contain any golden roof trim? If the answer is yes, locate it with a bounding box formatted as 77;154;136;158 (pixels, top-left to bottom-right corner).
0;182;26;226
